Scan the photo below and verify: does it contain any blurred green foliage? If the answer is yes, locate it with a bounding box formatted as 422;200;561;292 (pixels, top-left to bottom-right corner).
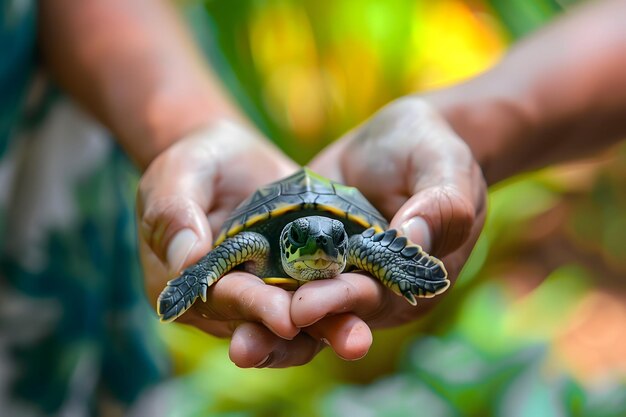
486;0;563;38
158;1;626;416
185;0;507;163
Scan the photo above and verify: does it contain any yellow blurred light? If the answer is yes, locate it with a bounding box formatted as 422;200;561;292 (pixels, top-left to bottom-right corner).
408;0;506;90
326;39;380;122
248;2;318;72
246;0;507;147
249;2;329;139
261;63;328;140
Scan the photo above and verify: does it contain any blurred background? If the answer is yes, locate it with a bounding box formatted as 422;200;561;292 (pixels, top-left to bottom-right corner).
160;0;626;415
1;0;625;416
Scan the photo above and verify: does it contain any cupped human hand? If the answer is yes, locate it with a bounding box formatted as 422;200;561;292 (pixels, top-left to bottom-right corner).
293;97;488;360
137;120;332;368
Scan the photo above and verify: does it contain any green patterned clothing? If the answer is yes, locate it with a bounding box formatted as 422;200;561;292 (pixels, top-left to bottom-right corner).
0;1;170;415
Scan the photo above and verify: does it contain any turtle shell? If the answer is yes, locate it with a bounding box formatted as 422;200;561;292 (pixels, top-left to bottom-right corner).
214;167;388;246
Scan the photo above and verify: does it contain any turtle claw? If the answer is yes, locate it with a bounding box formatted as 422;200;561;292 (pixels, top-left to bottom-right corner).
402;292;418;306
157;269;208;322
157;289;185;323
348;229;449;306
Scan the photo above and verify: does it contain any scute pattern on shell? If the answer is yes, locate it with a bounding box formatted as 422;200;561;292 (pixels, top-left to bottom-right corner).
214;168;388;246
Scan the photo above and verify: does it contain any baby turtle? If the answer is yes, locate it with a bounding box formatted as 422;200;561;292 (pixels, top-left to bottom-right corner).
158;168;449;322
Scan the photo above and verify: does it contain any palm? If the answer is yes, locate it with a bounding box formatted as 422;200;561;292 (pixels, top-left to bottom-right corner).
302;98;487;328
138;122;299;336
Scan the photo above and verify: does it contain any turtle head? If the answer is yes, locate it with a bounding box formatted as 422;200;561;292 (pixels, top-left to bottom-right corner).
280;216;348;281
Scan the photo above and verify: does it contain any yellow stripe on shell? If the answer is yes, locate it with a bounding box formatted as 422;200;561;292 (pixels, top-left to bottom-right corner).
316;204;384;232
215;202;385;246
214;223;244;246
348;212;384;232
267;203;304;218
214;204;303;246
263;277;301;291
315;203;346;219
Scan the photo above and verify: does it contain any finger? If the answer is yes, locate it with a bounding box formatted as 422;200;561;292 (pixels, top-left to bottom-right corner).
392;163;485;256
383;203;488;322
173;311;242;339
389;102;486;256
304;314;373;361
307;132;353;183
229;322;323;368
291;271;442;328
291;273;402;329
440;199;488;282
137;136;218;275
313;98;486;257
193;272;299;340
389;115;486;255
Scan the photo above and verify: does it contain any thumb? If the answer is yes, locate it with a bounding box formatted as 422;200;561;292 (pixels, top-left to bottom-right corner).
137;140;218;276
391;181;483;257
138;195;213;276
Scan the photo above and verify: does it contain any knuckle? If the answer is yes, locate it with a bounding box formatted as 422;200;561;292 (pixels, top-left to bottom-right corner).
430;185;476;226
142;195;197;224
143;197;200;236
139;196;201;257
426;185;476;254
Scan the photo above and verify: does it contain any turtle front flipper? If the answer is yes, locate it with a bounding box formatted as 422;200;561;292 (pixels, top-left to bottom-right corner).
157;231;271;322
347;228;449;305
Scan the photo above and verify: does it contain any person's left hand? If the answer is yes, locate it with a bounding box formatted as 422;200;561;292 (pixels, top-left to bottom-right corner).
291;97;487;360
138;121;312;368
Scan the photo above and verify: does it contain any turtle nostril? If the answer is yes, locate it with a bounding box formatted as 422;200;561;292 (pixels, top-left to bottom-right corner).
317;237;328;246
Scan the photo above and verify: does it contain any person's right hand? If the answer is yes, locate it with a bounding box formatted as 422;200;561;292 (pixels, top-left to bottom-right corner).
137;120;324;368
290;97;488;359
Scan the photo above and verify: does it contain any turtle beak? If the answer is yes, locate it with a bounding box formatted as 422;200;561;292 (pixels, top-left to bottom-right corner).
279;216;348;281
298;235;336;258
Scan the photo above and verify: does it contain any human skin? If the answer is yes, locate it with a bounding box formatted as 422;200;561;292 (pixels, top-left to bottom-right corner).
37;0;395;368
37;0;239;169
426;0;626;185
36;0;308;367
290;0;626;362
38;0;626;368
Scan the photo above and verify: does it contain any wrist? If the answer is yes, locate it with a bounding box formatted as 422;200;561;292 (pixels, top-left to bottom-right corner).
422;72;539;185
134;83;242;170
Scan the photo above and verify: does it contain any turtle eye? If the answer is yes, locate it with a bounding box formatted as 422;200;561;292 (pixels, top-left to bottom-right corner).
289;224;307;246
331;221;346;245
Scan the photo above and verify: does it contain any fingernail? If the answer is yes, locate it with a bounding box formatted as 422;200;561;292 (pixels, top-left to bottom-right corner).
253;354;272;368
400;217;432;252
320;338;330;346
166;228;198;275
